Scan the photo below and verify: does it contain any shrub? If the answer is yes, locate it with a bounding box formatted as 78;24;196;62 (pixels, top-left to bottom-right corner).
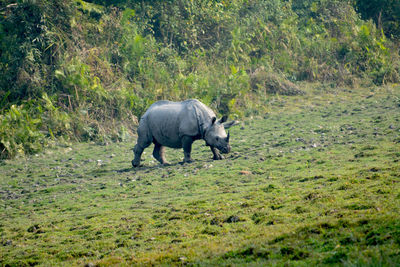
0;104;44;159
250;68;304;96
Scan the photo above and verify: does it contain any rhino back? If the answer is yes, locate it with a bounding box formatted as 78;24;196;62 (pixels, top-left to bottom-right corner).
179;100;215;135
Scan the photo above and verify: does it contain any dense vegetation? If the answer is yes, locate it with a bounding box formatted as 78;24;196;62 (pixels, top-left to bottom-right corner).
1;0;400;158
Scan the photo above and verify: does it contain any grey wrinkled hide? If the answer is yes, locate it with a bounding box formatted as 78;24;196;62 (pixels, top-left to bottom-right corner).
132;99;234;167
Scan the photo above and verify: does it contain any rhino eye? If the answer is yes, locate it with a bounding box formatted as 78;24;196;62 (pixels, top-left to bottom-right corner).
216;137;219;142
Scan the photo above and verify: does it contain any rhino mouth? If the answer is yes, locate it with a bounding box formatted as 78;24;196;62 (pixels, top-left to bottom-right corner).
218;145;231;154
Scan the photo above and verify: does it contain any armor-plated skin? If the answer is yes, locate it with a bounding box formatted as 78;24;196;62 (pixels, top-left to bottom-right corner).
132;99;236;167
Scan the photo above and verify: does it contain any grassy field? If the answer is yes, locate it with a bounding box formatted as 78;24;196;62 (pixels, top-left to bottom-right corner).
1;84;400;266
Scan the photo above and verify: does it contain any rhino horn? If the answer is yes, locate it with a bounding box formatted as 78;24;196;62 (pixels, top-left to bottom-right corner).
223;120;239;129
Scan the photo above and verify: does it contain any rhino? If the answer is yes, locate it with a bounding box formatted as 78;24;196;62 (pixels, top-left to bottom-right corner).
132;99;237;167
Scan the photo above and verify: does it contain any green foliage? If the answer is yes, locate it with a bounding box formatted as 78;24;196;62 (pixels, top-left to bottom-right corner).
0;104;44;159
354;0;400;39
1;0;400;158
0;93;75;158
0;0;71;103
55;57;108;108
39;93;72;139
132;0;237;53
290;0;400;85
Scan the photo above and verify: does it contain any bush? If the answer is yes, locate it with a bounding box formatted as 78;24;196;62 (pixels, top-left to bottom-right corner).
354;0;400;39
0;104;44;159
0;0;72;104
250;68;304;96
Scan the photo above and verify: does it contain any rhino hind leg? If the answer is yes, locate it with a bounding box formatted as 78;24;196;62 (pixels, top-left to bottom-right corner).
153;142;168;165
210;146;224;160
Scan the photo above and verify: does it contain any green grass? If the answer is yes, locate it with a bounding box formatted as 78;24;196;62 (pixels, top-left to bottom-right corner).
1;84;400;266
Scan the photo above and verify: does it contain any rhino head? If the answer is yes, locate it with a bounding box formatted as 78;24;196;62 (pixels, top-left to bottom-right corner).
204;115;236;154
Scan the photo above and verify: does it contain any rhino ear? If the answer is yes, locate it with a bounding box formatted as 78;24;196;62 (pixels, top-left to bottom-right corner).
211;117;217;125
219;115;228;123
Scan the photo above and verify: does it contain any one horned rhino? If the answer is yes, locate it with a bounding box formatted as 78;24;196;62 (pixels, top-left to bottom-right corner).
132;99;237;167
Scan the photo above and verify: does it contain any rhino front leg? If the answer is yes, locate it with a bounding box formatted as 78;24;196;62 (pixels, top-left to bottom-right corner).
182;136;194;163
153;142;169;165
132;144;144;167
210;146;224;160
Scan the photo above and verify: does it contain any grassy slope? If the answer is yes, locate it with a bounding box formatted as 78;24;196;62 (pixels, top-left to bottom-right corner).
1;84;400;266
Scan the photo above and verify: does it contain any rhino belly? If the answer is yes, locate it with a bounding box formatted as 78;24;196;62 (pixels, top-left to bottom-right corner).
150;124;182;148
153;133;182;148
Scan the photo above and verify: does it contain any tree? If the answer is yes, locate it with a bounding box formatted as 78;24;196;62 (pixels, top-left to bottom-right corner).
354;0;400;39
